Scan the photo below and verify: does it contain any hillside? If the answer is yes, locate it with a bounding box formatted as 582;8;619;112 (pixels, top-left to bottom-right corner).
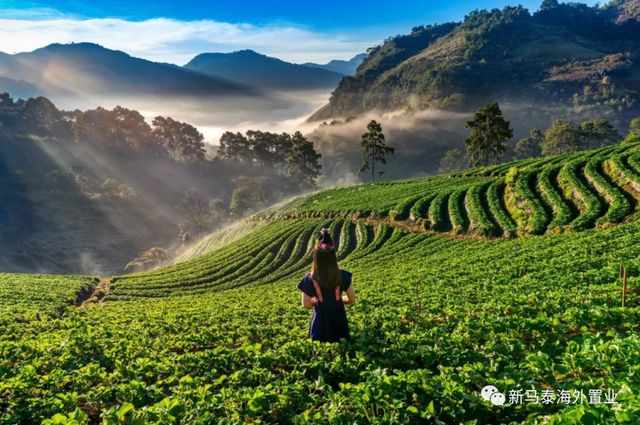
0;76;39;99
301;53;366;75
183;50;345;90
309;1;640;125
3;142;640;423
0;43;259;103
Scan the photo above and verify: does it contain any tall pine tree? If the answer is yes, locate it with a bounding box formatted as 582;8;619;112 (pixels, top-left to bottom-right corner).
358;120;395;182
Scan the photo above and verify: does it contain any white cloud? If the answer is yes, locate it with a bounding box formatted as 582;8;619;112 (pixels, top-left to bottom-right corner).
0;16;376;64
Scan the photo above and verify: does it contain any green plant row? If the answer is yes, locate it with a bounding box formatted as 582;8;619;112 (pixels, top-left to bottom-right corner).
606;155;640;197
558;159;603;231
389;190;432;221
448;189;468;235
111;223;302;296
7;217;640;424
584;158;631;225
514;171;549;235
409;193;437;221
486;180;517;237
465;183;499;237
428;191;450;232
537;165;573;231
336;221;356;260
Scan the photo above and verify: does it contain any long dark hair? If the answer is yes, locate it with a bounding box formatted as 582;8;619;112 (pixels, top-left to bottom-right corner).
311;248;342;290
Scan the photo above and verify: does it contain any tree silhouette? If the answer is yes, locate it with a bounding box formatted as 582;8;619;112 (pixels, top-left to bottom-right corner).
464;102;513;167
358;120;395;182
285;131;322;189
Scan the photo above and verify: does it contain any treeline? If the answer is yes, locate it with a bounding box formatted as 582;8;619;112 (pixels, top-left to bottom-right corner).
217;130;322;191
514;118;639;158
439;102;640;173
0;93;207;163
0;92;326;260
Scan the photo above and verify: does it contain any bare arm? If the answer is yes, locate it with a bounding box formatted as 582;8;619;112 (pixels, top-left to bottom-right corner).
301;292;315;309
342;284;356;304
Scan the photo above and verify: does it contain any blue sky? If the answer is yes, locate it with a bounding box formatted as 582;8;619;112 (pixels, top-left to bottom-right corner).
0;0;598;64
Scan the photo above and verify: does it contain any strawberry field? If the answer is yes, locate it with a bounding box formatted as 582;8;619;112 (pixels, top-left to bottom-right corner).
2;144;640;424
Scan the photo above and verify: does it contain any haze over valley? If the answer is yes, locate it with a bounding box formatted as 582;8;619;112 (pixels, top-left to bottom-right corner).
2;0;640;275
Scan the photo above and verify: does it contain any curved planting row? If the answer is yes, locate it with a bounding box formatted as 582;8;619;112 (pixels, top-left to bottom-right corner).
409;193;436;221
584;158;631;225
348;222;394;261
605;155;640;200
627;152;640;176
336;220;356;260
465;182;500;237
486;181;517;237
429;191;451;232
346;220;374;259
537;165;573;231
505;171;548;236
448;189;469;235
558;160;603;231
109;221;311;297
389;190;432;221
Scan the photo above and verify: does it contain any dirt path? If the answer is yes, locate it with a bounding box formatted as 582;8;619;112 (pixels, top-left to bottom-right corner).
81;278;112;308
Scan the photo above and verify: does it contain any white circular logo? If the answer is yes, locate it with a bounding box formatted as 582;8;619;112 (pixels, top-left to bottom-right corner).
481;385;505;405
481;385;499;401
490;392;506;406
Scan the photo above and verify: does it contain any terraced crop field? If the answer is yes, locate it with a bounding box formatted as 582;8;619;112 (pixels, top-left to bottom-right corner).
2;143;640;424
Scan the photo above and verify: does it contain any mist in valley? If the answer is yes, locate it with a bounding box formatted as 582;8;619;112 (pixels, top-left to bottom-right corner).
0;77;569;277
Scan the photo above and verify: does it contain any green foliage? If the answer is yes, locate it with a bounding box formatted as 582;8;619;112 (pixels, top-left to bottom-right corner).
558;159;603;230
464;102;513;167
310;0;640;123
538;165;573;230
6;212;640;423
150;116;206;162
438;148;466;174
390;193;428;221
466;182;500;237
6;144;640;424
429;191;451;231
357;120;395;182
285;131;322;189
505;166;519;184
542;119;583;156
584;158;631;224
514;171;549;235
230;180;268;218
448;189;468;234
486;180;517;236
219;130;322;190
515;128;544;159
0;274;96;330
579;119;623;150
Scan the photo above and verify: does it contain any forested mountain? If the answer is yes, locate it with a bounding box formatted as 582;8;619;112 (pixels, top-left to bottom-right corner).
0;43;258;103
301;53;366;75
309;0;640;128
183;50;345;90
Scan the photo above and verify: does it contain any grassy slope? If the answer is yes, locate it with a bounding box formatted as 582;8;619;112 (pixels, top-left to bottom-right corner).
2;146;640;423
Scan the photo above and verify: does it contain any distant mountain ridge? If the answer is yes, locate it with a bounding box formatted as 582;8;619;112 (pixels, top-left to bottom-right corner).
0;43;259;102
309;0;640;123
0;76;39;99
302;53;366;76
183;50;344;90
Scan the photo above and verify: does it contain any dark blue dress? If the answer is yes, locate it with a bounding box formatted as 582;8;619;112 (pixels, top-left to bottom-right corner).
297;269;352;343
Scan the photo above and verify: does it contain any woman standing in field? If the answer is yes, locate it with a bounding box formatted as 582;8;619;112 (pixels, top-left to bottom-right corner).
297;228;356;342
